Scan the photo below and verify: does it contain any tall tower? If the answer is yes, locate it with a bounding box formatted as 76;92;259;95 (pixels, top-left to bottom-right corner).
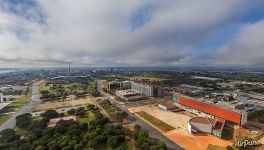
68;63;71;74
0;91;3;103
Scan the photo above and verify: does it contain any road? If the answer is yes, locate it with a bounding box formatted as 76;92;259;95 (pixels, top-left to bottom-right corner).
0;83;41;132
97;80;184;150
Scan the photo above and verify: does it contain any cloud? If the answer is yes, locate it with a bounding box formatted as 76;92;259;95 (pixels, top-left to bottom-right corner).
0;0;263;67
206;19;264;66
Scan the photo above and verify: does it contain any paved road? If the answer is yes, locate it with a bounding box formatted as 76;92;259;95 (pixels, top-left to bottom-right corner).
0;83;40;132
97;80;184;150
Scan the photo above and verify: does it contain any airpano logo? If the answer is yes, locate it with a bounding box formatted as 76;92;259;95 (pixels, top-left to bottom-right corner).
235;139;261;148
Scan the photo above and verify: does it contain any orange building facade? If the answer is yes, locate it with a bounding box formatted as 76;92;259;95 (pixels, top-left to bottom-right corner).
178;95;245;125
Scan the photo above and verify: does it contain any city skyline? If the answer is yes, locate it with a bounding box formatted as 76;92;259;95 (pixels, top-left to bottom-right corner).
0;0;264;67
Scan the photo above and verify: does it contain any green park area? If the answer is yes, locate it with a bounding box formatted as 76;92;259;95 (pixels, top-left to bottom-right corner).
0;104;167;150
136;111;175;132
0;95;30;125
39;78;99;100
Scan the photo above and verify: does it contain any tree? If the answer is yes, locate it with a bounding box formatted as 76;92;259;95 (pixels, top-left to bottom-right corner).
107;136;119;148
134;125;141;132
25;133;37;142
226;146;234;150
87;104;96;111
47;141;59;150
41;110;59;120
138;130;149;139
67;108;76;115
75;107;85;117
16;113;32;129
156;140;167;149
0;129;20;143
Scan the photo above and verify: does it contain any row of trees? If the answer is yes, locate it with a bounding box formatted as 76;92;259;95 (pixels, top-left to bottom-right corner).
98;99;128;122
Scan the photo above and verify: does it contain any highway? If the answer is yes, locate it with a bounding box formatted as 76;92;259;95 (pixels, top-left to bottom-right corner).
97;80;184;150
0;83;40;132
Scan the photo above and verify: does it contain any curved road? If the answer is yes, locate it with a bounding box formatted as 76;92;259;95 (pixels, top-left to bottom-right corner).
0;83;40;132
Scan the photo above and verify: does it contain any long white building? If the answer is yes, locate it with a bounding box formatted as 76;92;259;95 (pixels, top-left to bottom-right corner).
131;82;154;97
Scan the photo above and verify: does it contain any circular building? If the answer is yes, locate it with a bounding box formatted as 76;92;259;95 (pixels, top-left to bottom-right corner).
187;117;216;134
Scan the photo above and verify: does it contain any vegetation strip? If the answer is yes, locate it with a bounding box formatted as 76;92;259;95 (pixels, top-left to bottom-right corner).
136;111;175;132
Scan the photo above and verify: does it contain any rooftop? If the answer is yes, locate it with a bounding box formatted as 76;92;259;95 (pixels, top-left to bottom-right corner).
180;93;246;114
189;117;216;125
116;89;141;96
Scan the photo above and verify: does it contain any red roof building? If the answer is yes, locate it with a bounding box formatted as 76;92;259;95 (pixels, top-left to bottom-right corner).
176;94;247;125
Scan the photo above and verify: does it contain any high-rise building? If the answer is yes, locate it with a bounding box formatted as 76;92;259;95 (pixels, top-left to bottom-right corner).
0;91;4;103
131;82;153;97
107;81;131;90
107;81;161;97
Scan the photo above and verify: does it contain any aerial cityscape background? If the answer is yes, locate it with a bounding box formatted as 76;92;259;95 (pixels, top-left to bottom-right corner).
0;0;264;150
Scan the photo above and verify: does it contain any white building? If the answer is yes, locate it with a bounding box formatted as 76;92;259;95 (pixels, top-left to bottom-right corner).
0;92;3;103
187;117;225;138
131;82;153;97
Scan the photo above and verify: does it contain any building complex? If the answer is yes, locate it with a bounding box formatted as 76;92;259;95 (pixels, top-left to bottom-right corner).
173;93;248;125
107;80;161;101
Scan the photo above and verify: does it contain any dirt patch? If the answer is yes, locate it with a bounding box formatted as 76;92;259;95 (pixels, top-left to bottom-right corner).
33;98;93;111
233;127;251;141
166;130;232;150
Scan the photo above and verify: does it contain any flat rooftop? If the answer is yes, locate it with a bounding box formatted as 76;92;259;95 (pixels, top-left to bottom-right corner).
192;76;223;81
189;117;216;125
180;94;246;114
116;89;141;96
159;101;177;108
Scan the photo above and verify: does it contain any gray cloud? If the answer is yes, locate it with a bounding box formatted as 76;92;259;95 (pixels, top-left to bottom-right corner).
207;20;264;66
0;0;263;67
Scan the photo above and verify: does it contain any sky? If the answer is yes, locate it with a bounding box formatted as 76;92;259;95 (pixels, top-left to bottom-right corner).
0;0;264;68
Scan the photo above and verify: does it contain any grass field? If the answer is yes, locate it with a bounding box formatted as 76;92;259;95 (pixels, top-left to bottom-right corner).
33;98;93;111
0;114;11;125
0;95;30;125
136;111;175;132
78;111;96;124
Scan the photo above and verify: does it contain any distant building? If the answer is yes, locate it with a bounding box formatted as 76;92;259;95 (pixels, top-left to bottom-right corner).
108;80;161;97
131;82;161;97
116;89;145;101
187;117;225;138
107;81;131;90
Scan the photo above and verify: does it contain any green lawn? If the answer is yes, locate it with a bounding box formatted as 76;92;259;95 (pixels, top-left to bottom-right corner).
0;95;30;125
1;95;29;113
136;111;175;132
0;114;11;125
77;111;96;124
